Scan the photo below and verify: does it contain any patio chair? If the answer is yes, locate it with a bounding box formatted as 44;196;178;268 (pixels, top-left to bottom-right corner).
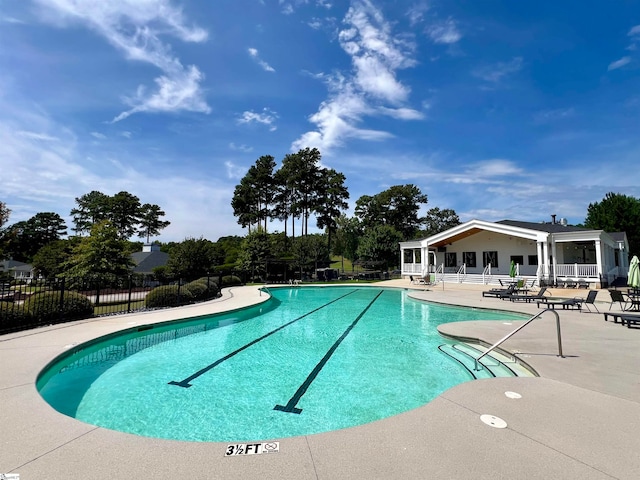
603;311;640;327
608;289;631;311
508;287;548;303
409;275;425;285
582;290;600;313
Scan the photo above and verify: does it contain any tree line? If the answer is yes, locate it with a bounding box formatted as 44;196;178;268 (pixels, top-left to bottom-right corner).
0;191;169;264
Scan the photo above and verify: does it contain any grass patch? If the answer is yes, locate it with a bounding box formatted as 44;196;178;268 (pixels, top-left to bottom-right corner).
94;300;145;315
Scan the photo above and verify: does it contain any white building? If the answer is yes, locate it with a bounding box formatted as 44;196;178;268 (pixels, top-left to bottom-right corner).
400;218;629;288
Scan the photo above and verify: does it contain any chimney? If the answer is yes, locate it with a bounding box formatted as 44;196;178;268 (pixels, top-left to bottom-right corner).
551;214;557;224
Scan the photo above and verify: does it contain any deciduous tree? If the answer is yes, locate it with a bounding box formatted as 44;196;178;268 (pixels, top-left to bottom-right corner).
584;192;640;255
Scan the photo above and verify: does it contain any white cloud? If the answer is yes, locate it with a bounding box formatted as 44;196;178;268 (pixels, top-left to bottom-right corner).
229;142;253;152
608;56;631;71
33;0;210;122
473;57;523;83
248;47;276;72
112;66;210;122
225;160;247;180
406;3;430;26
628;25;640;36
90;131;107;139
378;106;424;120
293;0;420;152
238;108;278;131
426;18;461;44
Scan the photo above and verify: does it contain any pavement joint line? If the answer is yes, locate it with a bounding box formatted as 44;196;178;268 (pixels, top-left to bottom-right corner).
0;382;32;391
8;426;101;473
304;436;320;480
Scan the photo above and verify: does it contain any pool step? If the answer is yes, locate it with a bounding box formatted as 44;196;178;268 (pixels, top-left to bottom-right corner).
438;343;535;378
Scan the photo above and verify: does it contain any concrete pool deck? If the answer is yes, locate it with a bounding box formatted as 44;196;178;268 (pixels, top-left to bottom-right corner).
1;281;639;479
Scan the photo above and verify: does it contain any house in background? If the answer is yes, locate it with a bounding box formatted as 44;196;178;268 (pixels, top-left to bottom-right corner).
0;259;36;283
400;216;629;288
130;244;169;282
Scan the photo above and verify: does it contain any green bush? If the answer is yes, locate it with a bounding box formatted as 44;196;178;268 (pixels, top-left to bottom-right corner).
0;302;32;330
144;285;194;309
193;278;221;299
221;275;242;287
24;291;93;323
184;281;208;300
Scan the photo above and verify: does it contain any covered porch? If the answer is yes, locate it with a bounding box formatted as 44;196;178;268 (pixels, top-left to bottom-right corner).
400;219;629;288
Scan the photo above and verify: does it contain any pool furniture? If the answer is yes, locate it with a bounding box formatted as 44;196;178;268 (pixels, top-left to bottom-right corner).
537;297;582;310
508;287;548;303
410;275;425;285
537;290;598;311
609;289;632;311
603;311;640;328
481;284;516;298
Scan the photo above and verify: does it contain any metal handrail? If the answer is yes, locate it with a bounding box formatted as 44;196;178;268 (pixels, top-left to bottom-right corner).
474;308;563;371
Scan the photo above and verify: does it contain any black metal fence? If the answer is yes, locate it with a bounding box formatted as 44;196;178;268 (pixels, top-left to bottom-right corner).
0;273;235;335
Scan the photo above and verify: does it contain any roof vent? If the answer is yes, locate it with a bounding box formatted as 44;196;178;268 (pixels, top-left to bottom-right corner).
559;218;568;226
551;214;557;224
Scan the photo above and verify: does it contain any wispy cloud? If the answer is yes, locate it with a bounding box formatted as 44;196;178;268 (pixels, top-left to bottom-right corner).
426;18;461;44
473;57;523;83
238;108;278;131
90;131;107;139
533;107;575;124
225;161;247;180
293;0;420;152
406;3;430;26
229;142;253;152
608;56;631;71
248;48;276;72
33;0;211;122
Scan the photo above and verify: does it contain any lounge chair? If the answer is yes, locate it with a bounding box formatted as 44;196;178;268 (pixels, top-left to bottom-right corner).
603;311;640;328
409;275;425;285
537;290;599;312
537;297;582;310
507;287;548;303
482;284;516;298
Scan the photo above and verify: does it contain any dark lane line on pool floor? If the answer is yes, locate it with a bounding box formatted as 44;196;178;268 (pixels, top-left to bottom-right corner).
274;290;384;414
168;289;359;388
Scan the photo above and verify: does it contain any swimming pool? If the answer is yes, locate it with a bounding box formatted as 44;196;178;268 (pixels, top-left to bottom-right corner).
37;286;524;442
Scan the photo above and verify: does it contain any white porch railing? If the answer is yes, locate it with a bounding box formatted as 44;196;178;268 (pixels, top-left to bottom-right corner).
401;263;423;274
554;264;598;278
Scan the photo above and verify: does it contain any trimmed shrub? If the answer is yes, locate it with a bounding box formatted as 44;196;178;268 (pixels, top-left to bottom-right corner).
193;278;221;299
25;291;93;323
221;275;242;287
144;285;194;309
0;302;32;331
183;281;208;300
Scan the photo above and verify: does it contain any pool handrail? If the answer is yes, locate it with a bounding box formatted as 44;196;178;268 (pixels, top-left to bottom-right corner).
474;308;563;371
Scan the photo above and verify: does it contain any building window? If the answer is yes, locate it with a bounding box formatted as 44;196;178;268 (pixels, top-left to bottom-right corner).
528;255;538;266
445;252;457;268
403;250;413;263
483;251;498;268
510;255;524;265
463;251;476;268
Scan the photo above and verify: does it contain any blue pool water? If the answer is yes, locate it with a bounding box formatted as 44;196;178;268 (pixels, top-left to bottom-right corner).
37;287;524;442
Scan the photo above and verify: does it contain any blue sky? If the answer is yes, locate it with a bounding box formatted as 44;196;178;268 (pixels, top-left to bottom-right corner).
1;0;640;242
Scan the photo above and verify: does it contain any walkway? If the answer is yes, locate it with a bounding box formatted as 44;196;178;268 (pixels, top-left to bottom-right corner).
1;282;639;479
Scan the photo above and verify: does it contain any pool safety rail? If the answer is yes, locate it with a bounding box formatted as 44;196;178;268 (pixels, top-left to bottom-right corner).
473;308;563;372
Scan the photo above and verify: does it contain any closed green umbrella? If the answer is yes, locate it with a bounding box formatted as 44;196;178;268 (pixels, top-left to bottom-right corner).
628;255;640;288
509;260;516;279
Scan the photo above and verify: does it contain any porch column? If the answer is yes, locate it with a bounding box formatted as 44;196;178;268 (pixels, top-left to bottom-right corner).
421;246;428;275
537;241;544;282
542;241;550;282
595;240;603;278
550;241;557;284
